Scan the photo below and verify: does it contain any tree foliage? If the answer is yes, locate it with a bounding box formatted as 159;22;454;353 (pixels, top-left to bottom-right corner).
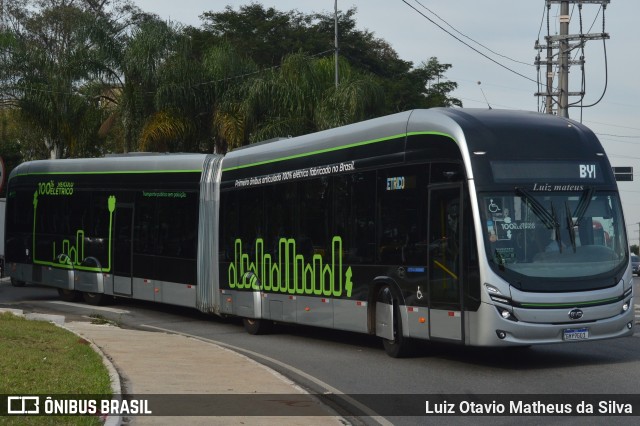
0;1;462;162
214;53;384;151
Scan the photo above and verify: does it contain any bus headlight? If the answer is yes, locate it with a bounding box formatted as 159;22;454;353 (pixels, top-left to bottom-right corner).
486;283;514;305
622;300;630;312
485;284;502;294
496;306;518;322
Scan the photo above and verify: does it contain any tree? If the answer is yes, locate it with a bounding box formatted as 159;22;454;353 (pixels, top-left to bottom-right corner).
414;57;463;108
0;109;25;197
139;40;258;154
0;0;140;158
198;4;461;114
0;2;463;160
6;2;94;157
214;53;384;150
89;11;186;154
199;4;315;67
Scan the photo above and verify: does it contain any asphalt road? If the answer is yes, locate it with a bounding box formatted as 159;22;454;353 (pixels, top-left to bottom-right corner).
2;277;639;426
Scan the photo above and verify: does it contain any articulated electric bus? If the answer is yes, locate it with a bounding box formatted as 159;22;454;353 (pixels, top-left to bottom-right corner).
4;108;634;357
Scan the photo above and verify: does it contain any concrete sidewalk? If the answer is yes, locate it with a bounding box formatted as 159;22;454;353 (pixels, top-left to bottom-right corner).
2;308;347;425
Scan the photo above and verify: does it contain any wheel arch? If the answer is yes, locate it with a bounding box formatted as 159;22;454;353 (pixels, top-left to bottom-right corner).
367;276;405;335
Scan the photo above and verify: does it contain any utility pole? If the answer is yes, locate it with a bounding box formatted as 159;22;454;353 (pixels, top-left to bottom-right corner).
535;1;610;118
558;0;570;118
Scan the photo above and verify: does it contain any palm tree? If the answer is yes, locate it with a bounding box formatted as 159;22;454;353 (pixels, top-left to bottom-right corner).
215;53;384;151
95;16;182;153
200;42;260;154
137;40;256;153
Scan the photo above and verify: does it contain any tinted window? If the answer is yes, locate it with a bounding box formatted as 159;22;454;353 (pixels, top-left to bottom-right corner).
134;191;198;259
298;178;331;258
264;182;295;254
378;166;429;265
334;172;376;263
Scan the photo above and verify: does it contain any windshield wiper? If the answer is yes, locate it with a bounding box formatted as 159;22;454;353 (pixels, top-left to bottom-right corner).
565;202;577;253
515;187;559;231
564;187;593;254
516;188;563;253
573;186;594;224
550;201;563;253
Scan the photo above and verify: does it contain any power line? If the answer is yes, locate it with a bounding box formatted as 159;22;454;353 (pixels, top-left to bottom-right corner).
411;0;533;67
399;0;539;85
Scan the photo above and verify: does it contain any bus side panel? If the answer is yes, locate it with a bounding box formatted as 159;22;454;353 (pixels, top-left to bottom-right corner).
262;293;296;322
157;281;197;308
75;269;103;294
334;298;368;333
132;277;155;302
296;295;333;328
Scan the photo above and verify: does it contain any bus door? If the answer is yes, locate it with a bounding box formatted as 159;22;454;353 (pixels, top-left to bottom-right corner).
112;203;134;296
427;183;464;343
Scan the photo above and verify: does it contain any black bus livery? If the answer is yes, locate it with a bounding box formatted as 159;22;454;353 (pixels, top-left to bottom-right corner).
4;108;634;357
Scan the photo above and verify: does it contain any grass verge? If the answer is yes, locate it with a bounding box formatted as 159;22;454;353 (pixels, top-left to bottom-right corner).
0;312;112;425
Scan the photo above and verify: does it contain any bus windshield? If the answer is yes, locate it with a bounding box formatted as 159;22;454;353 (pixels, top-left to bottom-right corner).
479;190;627;286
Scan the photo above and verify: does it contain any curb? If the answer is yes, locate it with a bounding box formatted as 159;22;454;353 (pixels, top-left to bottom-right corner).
0;308;123;426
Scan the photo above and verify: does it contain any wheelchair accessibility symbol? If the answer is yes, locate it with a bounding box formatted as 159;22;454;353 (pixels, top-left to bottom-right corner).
488;199;501;214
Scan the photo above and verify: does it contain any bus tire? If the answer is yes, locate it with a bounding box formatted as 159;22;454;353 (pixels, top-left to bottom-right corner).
379;286;415;358
82;291;107;306
10;277;26;287
57;288;80;302
242;318;272;335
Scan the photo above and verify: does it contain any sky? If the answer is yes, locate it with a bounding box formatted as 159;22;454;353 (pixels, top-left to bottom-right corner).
134;0;640;244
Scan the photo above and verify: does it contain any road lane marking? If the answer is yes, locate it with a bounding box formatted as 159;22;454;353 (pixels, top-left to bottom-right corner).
47;300;129;314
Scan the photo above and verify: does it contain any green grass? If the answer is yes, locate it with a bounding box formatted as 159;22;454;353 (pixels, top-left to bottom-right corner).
0;312;112;425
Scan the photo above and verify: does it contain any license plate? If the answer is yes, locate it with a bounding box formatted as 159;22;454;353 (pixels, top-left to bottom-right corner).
563;328;589;341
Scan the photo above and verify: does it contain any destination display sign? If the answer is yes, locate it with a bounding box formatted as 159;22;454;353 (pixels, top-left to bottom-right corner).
490;161;605;183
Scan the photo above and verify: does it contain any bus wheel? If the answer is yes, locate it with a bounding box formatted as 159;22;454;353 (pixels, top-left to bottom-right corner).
57;288;80;302
82;292;107;306
379;286;414;358
242;318;272;335
10;277;26;287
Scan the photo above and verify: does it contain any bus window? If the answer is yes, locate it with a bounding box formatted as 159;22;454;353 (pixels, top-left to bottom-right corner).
265;182;294;255
298;178;331;258
378;166;428;265
334;172;376;264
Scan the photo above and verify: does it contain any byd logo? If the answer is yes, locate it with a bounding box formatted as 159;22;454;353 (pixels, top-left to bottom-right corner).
568;308;584;320
579;164;596;179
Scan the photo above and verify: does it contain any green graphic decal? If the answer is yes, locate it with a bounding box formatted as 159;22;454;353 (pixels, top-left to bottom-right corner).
143;191;187;198
38;180;74;196
32;189;116;273
228;236;353;298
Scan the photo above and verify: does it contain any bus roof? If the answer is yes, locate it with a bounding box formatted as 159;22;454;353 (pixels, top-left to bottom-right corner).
221;108;604;173
9;153;211;180
9;109;605;181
